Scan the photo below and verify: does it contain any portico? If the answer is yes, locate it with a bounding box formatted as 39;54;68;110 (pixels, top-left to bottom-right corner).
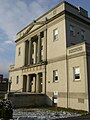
24;31;45;66
22;72;45;93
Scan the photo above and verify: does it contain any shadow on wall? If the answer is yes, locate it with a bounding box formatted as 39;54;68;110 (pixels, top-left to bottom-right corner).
8;93;55;108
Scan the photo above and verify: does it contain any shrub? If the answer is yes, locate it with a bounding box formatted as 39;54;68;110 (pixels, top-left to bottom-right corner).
0;99;13;119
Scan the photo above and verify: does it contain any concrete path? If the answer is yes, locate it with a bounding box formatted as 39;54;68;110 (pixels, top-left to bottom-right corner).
59;115;90;120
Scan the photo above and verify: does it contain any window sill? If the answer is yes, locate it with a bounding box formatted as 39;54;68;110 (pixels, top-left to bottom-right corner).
53;39;59;42
73;79;81;82
53;81;59;83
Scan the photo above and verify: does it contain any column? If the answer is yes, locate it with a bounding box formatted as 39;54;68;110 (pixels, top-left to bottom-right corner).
42;71;46;93
28;40;32;65
36;74;39;93
29;75;32;92
24;41;27;66
25;40;29;66
43;29;47;62
21;75;23;92
32;76;36;93
37;34;41;63
23;42;26;66
34;42;37;64
26;75;30;92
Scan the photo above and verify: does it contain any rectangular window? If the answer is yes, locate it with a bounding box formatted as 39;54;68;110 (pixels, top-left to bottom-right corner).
16;76;19;84
18;47;21;56
70;25;75;36
53;28;58;41
73;67;80;81
53;70;58;82
81;30;85;40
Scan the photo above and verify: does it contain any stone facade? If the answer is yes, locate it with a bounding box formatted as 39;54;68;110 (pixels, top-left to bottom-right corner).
9;1;90;111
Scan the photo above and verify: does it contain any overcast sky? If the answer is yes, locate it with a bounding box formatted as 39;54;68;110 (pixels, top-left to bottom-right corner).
0;0;90;78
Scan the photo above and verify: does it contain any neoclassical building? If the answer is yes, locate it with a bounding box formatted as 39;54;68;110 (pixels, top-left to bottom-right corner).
9;1;90;111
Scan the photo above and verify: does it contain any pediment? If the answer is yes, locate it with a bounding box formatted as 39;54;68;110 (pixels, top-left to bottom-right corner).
28;24;42;33
23;20;47;36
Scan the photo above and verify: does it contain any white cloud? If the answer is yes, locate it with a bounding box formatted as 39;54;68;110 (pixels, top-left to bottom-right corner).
4;40;14;44
0;0;46;42
0;0;49;77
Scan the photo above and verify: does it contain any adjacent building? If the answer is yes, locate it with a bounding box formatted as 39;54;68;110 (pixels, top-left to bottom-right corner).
0;74;8;99
9;1;90;111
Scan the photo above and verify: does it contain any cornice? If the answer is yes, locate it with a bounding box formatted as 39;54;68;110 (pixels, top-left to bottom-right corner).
9;62;46;72
16;10;90;43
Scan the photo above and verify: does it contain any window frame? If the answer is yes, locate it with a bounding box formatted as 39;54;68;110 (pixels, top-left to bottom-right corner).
53;28;58;41
73;67;81;81
18;47;21;56
70;25;75;36
53;70;59;82
16;76;19;84
81;30;85;40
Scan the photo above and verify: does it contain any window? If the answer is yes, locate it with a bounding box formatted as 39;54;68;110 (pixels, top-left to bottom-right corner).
18;47;21;56
53;70;58;82
73;67;80;81
70;25;75;36
81;30;85;40
53;28;58;41
16;76;19;84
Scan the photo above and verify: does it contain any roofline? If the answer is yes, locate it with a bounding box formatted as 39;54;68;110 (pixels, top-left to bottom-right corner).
15;9;90;43
17;1;72;35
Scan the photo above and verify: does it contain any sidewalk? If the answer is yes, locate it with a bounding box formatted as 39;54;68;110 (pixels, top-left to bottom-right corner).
59;115;90;120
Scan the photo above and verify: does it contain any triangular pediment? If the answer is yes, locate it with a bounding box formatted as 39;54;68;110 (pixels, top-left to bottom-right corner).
23;20;47;36
28;24;42;33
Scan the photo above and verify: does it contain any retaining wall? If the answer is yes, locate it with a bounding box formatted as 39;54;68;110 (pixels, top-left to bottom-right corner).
8;93;46;108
